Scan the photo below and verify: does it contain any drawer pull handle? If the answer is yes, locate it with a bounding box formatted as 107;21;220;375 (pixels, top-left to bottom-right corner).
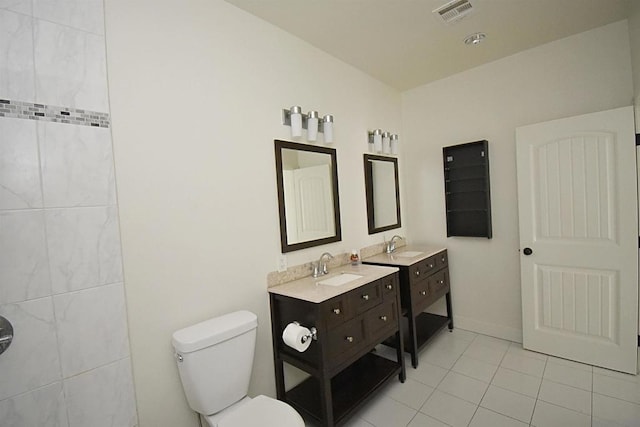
386;284;393;290
362;294;369;301
420;290;427;296
380;315;387;321
441;257;446;262
346;336;354;343
415;271;420;276
439;280;444;284
333;308;341;315
429;264;434;268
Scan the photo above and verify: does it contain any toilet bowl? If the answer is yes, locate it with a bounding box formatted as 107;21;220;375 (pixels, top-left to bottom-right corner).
172;310;304;427
202;395;303;427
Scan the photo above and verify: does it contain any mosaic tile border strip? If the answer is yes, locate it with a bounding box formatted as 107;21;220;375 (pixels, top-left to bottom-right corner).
0;99;110;128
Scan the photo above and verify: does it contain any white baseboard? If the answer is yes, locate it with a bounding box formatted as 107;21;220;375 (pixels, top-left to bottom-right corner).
454;315;523;343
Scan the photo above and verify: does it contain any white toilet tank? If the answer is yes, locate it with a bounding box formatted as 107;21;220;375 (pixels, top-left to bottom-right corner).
172;310;258;416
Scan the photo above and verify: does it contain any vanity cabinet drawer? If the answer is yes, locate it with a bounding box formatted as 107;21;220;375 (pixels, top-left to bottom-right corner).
411;279;431;309
407;264;421;284
430;269;449;296
366;300;398;342
324;296;351;330
435;250;448;271
380;275;397;298
349;281;382;315
408;256;437;285
327;317;365;359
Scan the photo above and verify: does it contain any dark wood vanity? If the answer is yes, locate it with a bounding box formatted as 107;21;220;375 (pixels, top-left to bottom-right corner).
363;247;453;368
268;265;406;427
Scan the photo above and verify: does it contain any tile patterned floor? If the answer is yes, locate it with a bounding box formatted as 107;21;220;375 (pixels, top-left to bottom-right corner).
305;328;640;427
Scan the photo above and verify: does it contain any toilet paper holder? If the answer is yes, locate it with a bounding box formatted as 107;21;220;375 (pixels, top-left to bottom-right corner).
293;321;317;343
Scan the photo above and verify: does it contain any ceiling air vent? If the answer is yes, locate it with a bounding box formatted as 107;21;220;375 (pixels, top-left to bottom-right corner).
433;0;474;25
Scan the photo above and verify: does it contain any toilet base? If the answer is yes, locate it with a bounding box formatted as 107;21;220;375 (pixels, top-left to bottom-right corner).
200;397;251;427
200;395;304;427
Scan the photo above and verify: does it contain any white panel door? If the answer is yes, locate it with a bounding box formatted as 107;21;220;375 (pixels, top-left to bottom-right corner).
293;164;335;242
516;106;638;373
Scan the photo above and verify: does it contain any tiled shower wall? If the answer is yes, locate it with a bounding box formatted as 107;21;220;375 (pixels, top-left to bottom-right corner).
0;1;137;426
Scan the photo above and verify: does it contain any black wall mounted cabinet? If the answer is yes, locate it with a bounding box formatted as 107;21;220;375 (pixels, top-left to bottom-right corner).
443;140;492;238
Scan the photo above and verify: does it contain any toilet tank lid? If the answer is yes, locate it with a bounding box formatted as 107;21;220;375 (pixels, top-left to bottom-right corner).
172;310;258;353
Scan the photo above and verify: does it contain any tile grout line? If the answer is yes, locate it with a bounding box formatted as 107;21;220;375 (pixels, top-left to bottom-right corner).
418;332;512;426
405;329;475;426
432;331;471;427
529;356;549;426
468;338;513;426
591;365;594;427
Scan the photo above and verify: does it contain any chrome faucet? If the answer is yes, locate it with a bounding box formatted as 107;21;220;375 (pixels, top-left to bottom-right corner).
312;252;334;278
385;235;403;254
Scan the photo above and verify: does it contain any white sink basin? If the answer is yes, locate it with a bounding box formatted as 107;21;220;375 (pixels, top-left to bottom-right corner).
318;273;363;287
395;251;424;258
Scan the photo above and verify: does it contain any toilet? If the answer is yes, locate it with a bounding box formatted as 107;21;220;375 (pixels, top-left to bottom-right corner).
172;310;305;427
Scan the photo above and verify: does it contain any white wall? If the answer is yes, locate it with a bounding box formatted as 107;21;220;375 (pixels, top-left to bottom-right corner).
402;20;634;341
104;1;402;426
629;2;640;130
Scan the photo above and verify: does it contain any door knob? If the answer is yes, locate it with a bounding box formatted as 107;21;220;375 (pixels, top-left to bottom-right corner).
523;247;533;255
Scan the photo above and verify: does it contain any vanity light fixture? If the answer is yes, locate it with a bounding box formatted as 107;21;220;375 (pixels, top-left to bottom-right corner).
368;129;399;155
281;107;334;143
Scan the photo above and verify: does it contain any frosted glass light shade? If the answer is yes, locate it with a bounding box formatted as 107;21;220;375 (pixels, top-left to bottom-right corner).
382;132;390;154
390;134;399;154
323;115;334;143
290;106;302;137
373;129;382;153
307;111;318;142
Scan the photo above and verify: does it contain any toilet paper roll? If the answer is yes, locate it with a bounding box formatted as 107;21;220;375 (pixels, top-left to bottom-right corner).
282;323;312;352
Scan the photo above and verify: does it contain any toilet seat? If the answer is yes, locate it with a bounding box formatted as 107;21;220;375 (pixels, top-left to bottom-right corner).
217;395;304;427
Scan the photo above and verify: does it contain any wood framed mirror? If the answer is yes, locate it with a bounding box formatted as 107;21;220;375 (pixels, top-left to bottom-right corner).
364;154;401;234
275;140;342;253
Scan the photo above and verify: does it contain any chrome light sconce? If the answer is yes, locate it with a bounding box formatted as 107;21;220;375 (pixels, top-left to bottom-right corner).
323;114;334;143
289;106;303;137
282;106;334;144
307;110;319;141
368;129;399;155
390;133;399;155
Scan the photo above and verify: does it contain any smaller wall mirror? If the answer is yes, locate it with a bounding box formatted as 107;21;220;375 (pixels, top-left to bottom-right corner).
364;154;401;234
275;140;342;253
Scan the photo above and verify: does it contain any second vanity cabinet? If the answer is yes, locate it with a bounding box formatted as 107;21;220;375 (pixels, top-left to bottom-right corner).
364;247;453;368
269;265;405;427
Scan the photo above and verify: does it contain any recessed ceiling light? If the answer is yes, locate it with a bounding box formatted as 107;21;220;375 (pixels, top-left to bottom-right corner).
464;32;486;45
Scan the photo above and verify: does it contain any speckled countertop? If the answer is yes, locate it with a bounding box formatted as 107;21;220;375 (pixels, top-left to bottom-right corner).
362;246;446;267
267;263;399;303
